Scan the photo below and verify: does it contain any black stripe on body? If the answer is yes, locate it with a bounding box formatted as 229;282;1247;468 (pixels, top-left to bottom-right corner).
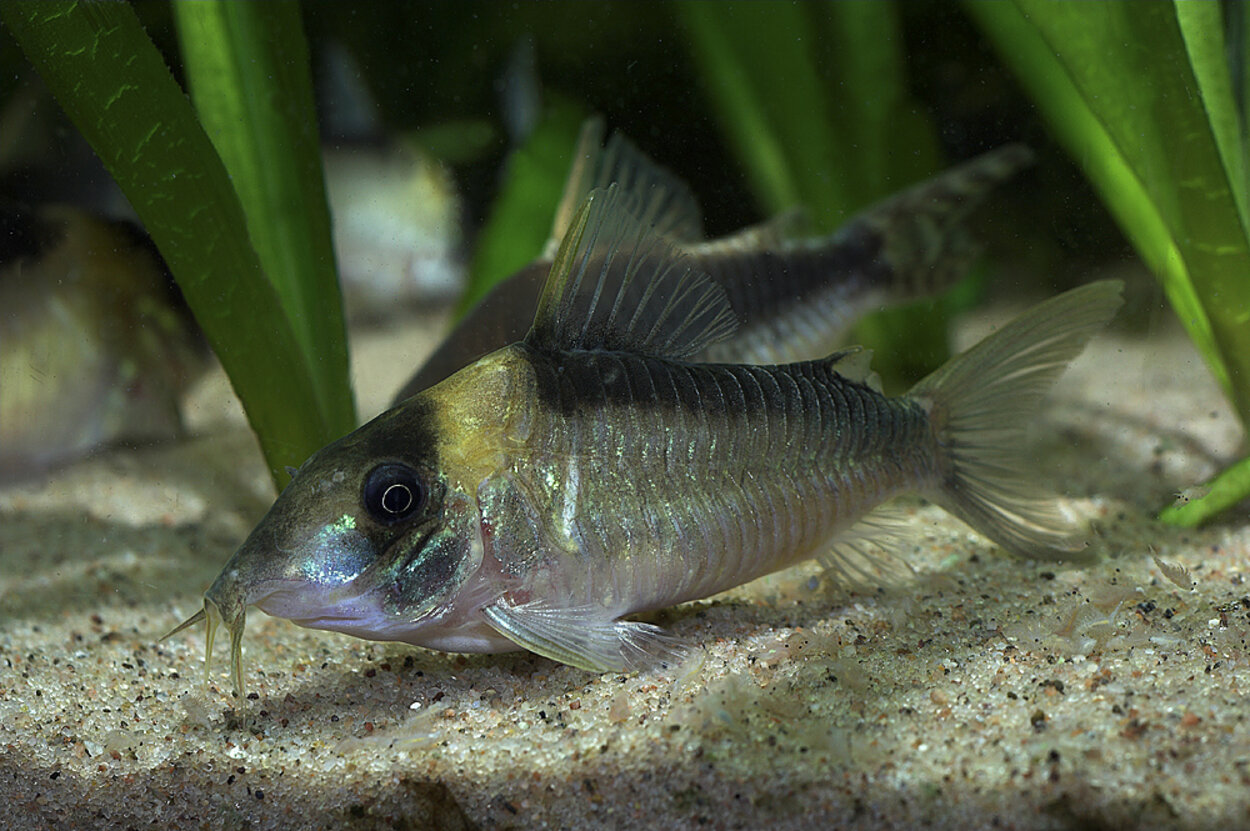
523;343;932;467
693;223;889;337
527;345;776;417
693;224;893;366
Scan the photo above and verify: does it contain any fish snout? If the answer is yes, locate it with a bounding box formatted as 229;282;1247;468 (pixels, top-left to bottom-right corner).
163;538;271;699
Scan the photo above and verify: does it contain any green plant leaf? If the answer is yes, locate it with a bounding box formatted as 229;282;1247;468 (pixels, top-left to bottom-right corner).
675;1;838;223
1158;456;1250;527
456;94;587;317
1176;2;1250;232
967;0;1250;524
1;1;343;489
675;1;949;389
173;0;354;437
968;1;1250;413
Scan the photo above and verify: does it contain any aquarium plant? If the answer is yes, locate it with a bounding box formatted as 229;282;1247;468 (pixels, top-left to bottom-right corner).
2;1;354;491
968;1;1250;526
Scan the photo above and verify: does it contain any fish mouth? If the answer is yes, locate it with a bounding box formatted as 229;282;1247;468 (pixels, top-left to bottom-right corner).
161;594;249;697
162;546;404;697
171;522;304;698
255;541;445;641
161;504;455;696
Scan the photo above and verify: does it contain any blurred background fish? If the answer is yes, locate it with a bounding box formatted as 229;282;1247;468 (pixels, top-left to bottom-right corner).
394;120;1033;400
0;48;477;481
321;141;464;317
317;42;467;319
0;204;208;482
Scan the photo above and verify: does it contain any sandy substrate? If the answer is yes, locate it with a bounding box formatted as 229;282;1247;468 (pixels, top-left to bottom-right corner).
2;275;1249;831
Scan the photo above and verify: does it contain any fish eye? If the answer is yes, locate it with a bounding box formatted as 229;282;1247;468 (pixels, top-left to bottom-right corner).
362;463;427;524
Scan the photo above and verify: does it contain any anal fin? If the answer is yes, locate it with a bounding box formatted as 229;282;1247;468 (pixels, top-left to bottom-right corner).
483;599;686;672
816;505;918;593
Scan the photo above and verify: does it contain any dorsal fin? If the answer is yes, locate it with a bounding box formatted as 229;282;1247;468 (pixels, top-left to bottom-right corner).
544;118;606;260
826;347;883;392
527;184;737;358
542;118;704;259
597;131;704;243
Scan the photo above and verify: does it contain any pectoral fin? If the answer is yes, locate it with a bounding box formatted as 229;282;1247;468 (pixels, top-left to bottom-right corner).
482;598;685;672
476;471;685;673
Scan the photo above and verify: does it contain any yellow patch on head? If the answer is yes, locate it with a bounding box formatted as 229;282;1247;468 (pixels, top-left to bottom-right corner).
425;345;535;489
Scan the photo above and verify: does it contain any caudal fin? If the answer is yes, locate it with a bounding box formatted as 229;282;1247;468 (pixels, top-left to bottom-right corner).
909;281;1123;559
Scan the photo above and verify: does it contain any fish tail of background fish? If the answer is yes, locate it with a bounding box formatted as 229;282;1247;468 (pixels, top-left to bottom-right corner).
697;145;1036;365
908;278;1121;560
850;144;1035;300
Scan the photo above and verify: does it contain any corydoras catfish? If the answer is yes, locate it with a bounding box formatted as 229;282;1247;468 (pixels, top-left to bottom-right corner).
395;120;1034;399
170;185;1121;696
1;204;207;482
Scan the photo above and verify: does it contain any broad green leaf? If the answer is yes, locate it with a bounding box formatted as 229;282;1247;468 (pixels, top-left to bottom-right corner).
174;1;355;436
1;1;339;489
968;1;1250;414
1176;2;1250;233
967;0;1250;523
